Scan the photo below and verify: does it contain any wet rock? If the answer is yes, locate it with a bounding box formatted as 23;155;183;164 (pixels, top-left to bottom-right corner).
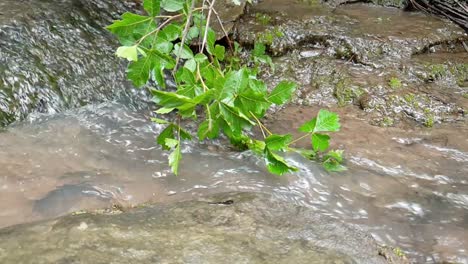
0;0;148;127
0;192;406;263
235;1;466;64
324;0;409;9
239;1;467;127
212;0;247;39
32;183;115;219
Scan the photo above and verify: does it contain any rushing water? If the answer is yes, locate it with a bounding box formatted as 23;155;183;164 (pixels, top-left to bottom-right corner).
0;102;467;263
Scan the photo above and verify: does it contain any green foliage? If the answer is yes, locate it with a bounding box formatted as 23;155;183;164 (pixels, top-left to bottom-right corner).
108;0;345;175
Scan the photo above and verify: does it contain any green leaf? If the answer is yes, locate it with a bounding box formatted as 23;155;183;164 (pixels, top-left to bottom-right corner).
155;107;175;114
314;109;340;133
194;53;208;63
268;81;297;105
311;133;330;152
253;42;266;57
197;119;220;140
264;149;297;175
174;125;192;140
127;50;157;87
219;103;254;135
292;148;316;160
249;79;267;94
152;89;196;108
165;138;179;149
323;150;346;172
214;45;225;61
220;69;249;106
161;24;181;41
151;117;170;124
154;39;173;54
161;0;184;12
187;26;200;41
204;29;217;54
324;149;344;163
184;58;196;72
265;134;292;151
107;12;153;45
168;141;182;175
247;140;266;154
173;44;194;59
143;0;161;16
153;62;166;88
236;90;271;118
116;45;139;61
298;118;316;133
157;125;175;150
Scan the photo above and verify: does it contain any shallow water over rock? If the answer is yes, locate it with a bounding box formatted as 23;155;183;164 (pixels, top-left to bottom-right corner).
0;0;148;126
0;103;467;263
0;192;405;264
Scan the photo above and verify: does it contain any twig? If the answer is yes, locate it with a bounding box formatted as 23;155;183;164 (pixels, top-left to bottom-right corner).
201;0;216;52
173;0;197;75
290;133;312;145
249;111;272;137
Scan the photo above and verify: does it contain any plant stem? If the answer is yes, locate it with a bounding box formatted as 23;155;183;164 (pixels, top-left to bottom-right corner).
290;133;312;145
174;0;197;75
249;111;272;136
201;0;216;52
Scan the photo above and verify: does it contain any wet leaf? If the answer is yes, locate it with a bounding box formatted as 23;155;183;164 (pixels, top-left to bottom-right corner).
314;109;340;132
107;13;153;45
311;133;330;152
167;139;182;175
198;119;220;140
143;0;161;16
161;0;184;12
264;148;297;175
157;125;175;150
268;81;296;105
298;118;316;133
115;45;139;61
127;50;157;87
265;134;292;151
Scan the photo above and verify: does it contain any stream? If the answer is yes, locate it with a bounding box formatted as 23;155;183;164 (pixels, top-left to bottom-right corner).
0;0;467;263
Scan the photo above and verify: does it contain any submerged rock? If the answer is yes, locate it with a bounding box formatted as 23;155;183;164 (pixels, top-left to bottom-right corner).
0;192;406;263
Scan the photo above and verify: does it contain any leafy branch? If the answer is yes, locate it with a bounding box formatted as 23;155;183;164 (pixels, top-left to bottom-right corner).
107;0;346;175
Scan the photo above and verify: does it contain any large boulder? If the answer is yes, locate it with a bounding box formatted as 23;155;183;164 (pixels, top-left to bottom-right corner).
0;192;406;263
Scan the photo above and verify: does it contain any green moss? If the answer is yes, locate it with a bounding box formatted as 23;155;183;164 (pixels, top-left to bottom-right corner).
403;93;415;104
393;247;406;258
256;27;284;45
255;13;271;26
428;64;447;80
371;0;408;8
388;77;402;89
334;80;364;107
424;115;434;128
450;63;468;87
381;117;394;127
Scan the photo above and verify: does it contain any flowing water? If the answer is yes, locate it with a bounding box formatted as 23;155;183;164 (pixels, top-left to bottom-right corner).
1;0;468;263
0;102;467;263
